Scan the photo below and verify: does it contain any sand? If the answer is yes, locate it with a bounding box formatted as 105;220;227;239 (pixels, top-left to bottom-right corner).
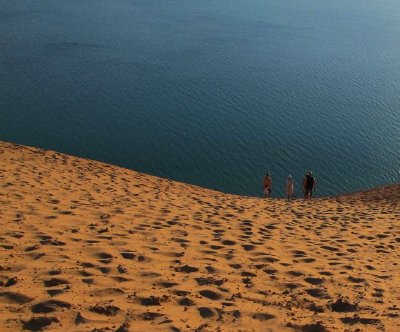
0;140;399;332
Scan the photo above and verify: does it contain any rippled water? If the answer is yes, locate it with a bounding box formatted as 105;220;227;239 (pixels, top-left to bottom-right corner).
1;0;399;197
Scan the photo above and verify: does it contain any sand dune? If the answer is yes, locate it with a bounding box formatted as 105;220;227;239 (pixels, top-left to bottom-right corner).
0;141;399;331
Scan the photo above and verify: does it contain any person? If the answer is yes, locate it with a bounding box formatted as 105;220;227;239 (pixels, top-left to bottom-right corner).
303;171;316;199
286;175;294;200
263;173;272;198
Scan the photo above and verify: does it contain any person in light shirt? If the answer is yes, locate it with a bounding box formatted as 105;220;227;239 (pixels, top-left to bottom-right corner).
286;175;294;200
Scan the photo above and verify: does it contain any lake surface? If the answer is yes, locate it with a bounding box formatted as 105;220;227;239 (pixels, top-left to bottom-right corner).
1;0;399;197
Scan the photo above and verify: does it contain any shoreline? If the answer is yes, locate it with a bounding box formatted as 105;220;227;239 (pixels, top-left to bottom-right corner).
1;140;397;200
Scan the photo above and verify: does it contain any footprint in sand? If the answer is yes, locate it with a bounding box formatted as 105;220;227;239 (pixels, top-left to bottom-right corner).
199;290;222;301
304;277;324;285
158;281;178;288
197;307;214;318
0;291;33;304
31;299;71;313
43;278;70;287
89;305;120;316
140;295;169;306
94;252;114;264
178;297;195;306
22;317;59;331
174;265;199;273
242;244;256;251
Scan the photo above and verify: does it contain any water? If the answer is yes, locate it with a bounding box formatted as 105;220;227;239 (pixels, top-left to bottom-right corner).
1;0;399;197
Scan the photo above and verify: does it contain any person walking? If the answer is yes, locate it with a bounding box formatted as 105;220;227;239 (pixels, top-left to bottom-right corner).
263;173;272;198
303;171;316;199
286;175;294;200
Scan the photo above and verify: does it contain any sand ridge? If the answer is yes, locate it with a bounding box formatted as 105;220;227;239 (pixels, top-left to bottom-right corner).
0;141;399;331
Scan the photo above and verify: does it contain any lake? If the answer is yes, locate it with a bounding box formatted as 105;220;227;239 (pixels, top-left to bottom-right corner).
1;0;399;197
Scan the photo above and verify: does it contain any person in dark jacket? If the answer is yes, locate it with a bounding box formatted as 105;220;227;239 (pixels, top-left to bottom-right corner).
302;171;316;199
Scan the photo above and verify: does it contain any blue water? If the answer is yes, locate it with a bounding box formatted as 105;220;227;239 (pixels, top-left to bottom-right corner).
1;0;399;197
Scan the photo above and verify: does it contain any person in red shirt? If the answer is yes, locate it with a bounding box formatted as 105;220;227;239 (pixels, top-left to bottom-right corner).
263;173;272;198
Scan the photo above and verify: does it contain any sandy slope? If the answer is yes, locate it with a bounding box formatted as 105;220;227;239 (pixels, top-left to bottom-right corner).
0;141;399;332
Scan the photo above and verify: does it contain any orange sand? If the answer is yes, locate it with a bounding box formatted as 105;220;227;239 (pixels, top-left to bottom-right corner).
0;141;399;331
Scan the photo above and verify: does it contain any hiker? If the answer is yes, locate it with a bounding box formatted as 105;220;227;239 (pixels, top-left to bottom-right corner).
286;175;294;200
263;173;272;198
303;171;316;199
